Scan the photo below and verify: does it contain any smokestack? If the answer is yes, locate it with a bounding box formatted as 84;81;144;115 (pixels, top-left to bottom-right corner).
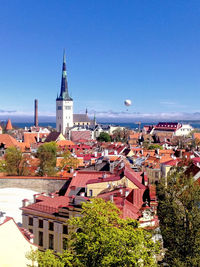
34;99;38;127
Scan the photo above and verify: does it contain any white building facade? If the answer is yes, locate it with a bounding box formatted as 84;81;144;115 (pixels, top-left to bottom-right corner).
174;124;194;136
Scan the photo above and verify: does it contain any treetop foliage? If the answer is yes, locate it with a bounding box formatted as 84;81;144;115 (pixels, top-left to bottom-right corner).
97;132;111;142
157;168;200;266
3;146;29;175
27;199;159;267
36;142;58;176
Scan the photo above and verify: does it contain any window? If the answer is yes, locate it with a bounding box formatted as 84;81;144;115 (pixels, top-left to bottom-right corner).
155;172;159;179
39;219;43;228
65;106;71;110
63;238;68;250
63;225;68;234
89;190;93;197
49;221;54;231
58;106;62;110
28;217;33;226
49;234;54;249
39;231;43;246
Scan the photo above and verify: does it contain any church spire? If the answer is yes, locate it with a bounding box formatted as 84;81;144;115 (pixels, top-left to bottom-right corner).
57;50;72;101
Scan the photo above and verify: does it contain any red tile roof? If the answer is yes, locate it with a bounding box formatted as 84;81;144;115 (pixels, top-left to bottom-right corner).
193;157;200;164
0;134;19;148
155;122;181;131
98;187;145;220
124;166;145;189
22;196;70;214
71;131;91;142
86;174;121;185
57;140;75;146
24;132;48;145
194;133;200;140
162;159;180;166
65;171;113;195
5;119;12;130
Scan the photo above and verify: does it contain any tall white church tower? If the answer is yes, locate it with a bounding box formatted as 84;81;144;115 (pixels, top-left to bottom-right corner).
56;51;73;135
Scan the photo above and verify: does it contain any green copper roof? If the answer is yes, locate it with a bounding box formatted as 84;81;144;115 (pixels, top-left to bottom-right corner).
57;50;73;101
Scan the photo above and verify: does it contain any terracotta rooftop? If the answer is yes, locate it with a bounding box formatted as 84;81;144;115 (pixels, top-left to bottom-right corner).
0;134;19;148
155;122;181;131
5;119;12;130
57;140;75;146
22;196;70;215
124;166;145;189
194;133;200;140
65;171;113;195
86;174;121;185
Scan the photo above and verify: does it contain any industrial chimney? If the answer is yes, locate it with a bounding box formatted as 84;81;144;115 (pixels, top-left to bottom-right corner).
34;99;38;127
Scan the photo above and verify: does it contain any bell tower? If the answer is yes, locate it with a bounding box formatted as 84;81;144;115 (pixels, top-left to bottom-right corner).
56;50;73;135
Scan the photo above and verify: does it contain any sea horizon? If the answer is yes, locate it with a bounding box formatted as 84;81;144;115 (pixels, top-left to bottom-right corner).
6;121;200;130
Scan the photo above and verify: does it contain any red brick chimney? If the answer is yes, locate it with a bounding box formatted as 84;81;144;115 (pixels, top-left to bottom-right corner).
34;99;38;127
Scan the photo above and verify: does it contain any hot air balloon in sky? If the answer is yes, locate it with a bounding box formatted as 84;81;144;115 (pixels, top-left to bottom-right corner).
124;99;132;106
124;99;132;111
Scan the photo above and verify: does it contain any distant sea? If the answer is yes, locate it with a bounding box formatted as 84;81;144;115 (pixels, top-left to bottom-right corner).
11;122;200;130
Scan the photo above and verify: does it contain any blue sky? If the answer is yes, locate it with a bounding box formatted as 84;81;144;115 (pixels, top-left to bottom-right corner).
0;0;200;122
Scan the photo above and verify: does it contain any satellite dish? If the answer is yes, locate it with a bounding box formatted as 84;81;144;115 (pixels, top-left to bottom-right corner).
124;99;132;106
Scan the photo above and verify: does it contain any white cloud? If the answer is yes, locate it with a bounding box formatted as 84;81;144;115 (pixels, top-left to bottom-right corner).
88;110;200;121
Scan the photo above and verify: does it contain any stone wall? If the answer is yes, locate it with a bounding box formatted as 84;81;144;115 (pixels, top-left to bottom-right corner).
0;177;68;194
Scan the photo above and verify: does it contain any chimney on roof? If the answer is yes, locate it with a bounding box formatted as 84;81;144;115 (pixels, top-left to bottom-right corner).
110;195;113;203
22;199;29;207
49;193;54;198
34;99;38;127
33;194;39;203
102;173;107;179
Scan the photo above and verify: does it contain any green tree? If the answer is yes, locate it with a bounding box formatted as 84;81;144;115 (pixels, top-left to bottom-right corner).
112;128;131;142
27;199;159;267
26;249;66;267
0;159;6;172
59;150;79;172
97;132;111;142
148;144;163;150
68;198;159;267
157;169;200;266
4;146;29;175
36;142;58;176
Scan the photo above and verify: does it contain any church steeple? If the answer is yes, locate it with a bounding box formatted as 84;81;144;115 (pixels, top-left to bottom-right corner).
57;50;72;101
